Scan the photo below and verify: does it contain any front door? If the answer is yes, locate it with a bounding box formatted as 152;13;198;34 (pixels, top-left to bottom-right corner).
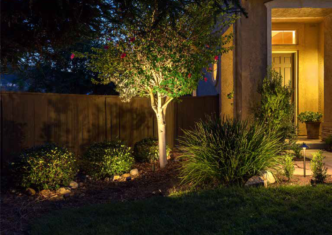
272;53;295;103
272;53;294;88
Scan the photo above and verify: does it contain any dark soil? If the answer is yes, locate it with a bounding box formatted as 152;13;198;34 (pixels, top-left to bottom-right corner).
1;160;183;235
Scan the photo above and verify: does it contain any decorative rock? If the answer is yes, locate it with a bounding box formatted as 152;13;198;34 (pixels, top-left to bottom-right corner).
113;175;121;181
69;181;78;189
130;169;139;177
126;176;131;181
260;171;276;184
245;176;264;187
56;187;71;195
39;189;52;198
104;177;111;182
122;173;131;178
26;188;36;196
79;182;84;187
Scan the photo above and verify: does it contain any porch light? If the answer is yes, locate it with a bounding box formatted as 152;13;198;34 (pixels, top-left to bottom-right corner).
301;143;309;177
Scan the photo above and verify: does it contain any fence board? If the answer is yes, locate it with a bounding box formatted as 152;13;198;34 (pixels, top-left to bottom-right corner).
1;92;219;167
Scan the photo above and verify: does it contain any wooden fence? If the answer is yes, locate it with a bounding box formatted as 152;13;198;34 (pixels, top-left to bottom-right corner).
0;92;219;167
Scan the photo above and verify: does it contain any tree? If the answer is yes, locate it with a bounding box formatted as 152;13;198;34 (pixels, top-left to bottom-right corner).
1;0;112;70
76;1;239;168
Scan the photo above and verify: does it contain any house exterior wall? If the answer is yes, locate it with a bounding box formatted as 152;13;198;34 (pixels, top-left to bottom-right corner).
220;26;234;118
234;0;269;120
323;14;332;139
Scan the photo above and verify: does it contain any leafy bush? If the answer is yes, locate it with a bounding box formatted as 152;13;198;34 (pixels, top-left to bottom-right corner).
291;144;303;159
82;140;134;180
134;138;171;163
179;117;285;187
298;111;323;123
311;150;327;183
254;69;296;142
283;155;295;181
324;135;332;151
11;144;77;190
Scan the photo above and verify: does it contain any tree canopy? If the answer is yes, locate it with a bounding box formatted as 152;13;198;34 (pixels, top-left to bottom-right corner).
1;0;112;69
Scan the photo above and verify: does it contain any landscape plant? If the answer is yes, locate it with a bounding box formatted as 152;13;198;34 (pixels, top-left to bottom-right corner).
75;1;239;168
11;144;77;190
326;135;332;151
298;111;323;123
179;117;285;187
134;138;171;163
310;150;327;183
283;155;295;181
254;69;296;142
291;144;303;159
81;140;134;180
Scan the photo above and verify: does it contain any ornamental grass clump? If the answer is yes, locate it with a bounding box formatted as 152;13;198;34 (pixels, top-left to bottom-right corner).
11;144;77;190
179;117;285;187
82;140;134;180
311;150;327;183
134;138;171;163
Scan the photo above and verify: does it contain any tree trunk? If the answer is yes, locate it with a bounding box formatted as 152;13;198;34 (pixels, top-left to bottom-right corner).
149;92;171;169
157;112;167;168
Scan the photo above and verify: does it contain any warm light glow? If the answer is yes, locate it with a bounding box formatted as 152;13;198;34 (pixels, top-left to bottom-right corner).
272;30;296;45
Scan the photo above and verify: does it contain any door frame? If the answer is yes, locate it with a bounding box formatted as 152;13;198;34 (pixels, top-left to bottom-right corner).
272;51;299;128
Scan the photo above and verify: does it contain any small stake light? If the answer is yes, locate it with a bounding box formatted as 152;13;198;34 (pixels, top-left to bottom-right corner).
301;142;309;177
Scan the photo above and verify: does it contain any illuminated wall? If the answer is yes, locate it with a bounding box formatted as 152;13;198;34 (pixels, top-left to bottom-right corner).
220;26;234;118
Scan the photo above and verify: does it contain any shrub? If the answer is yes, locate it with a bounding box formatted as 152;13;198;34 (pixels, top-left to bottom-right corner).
291;144;303;159
134;138;171;163
82;140;134;180
254;69;296;142
179;117;285;187
283;155;295;181
298;111;323;123
325;135;332;152
11;144;77;190
311;150;327;183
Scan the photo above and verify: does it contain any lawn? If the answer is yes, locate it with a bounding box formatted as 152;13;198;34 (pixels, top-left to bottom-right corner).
31;185;332;235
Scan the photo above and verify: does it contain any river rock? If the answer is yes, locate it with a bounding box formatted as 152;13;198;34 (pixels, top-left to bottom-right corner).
57;187;71;195
130;169;139;177
69;181;78;189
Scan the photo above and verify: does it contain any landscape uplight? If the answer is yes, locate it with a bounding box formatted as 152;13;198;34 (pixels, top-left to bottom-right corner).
301;143;309;177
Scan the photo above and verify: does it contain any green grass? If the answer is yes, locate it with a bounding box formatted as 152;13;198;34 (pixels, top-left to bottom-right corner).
31;185;332;235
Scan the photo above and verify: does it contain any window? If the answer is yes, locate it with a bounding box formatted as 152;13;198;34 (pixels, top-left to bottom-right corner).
272;30;296;45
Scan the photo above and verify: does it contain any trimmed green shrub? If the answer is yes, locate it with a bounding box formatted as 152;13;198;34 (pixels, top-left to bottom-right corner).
283;155;295;181
82;140;134;180
298;111;323;123
179;117;285;187
11;144;77;190
311;150;327;183
254;69;296;142
325;135;332;152
134;138;171;163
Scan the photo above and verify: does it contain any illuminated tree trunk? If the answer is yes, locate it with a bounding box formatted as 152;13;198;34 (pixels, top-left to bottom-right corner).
150;91;172;169
156;111;167;168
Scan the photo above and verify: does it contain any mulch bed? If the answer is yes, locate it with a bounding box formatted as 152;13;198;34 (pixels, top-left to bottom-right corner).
1;148;331;235
1;160;183;235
